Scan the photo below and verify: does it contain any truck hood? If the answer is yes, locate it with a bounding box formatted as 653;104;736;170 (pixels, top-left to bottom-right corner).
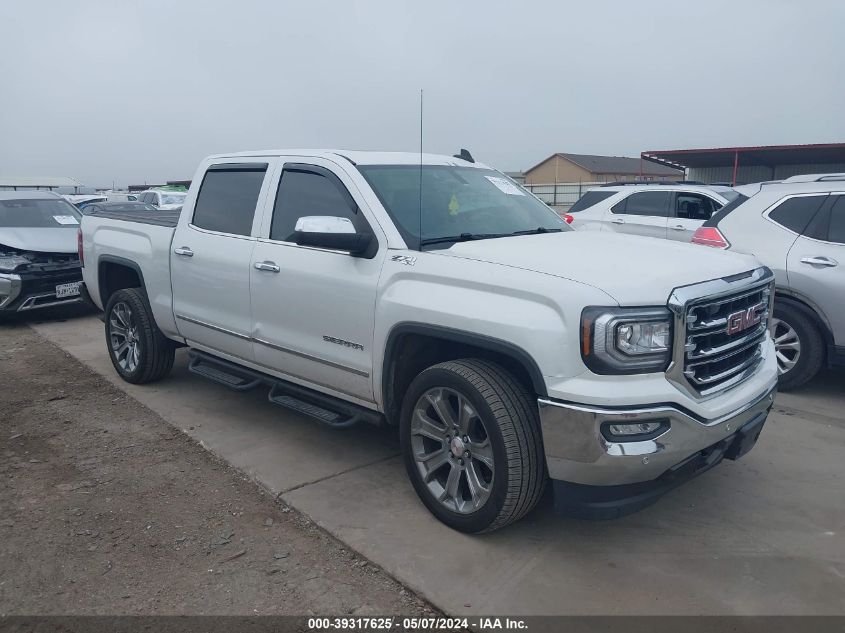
436;231;762;305
0;227;79;254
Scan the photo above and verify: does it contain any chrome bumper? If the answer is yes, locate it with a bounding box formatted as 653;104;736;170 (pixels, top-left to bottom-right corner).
538;381;777;487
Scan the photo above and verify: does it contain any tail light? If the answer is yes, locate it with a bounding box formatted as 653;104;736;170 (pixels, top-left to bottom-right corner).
77;227;84;265
691;226;729;249
563;213;574;224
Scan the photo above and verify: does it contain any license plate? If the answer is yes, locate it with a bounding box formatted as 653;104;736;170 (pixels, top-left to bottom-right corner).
56;281;81;298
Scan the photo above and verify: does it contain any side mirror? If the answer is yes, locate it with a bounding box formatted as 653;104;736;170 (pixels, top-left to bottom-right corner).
293;216;374;256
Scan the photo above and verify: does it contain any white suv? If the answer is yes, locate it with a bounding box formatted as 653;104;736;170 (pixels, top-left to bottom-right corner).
136;189;187;210
691;173;845;389
567;183;740;242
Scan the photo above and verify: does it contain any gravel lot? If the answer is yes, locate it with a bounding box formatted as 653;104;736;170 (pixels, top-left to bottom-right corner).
0;323;433;616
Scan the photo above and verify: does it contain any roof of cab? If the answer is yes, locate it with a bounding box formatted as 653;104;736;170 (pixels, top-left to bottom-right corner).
204;149;491;168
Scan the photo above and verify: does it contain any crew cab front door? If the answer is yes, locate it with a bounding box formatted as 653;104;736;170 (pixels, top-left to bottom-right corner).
605;191;671;240
171;162;273;361
249;158;384;405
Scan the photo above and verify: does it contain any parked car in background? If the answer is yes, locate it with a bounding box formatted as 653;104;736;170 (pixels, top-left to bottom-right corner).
80;149;778;533
81;201;158;215
105;192;140;202
0;191;83;316
136;189;187;210
691;173;845;389
568;183;740;242
66;194;108;209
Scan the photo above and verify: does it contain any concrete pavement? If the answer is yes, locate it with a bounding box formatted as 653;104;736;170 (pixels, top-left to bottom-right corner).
27;314;845;615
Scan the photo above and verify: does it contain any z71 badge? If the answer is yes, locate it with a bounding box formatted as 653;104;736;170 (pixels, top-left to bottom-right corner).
391;254;417;266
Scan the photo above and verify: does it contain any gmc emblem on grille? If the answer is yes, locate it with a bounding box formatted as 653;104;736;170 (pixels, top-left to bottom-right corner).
725;302;765;335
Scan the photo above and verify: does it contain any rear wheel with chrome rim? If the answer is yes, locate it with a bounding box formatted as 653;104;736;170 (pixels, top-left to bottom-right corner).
771;302;824;391
105;288;175;384
400;359;546;533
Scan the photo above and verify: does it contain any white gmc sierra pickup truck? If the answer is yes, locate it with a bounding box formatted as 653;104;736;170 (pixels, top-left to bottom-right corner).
80;149;778;533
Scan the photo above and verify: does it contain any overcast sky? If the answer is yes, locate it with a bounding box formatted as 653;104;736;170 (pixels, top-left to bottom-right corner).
1;0;843;187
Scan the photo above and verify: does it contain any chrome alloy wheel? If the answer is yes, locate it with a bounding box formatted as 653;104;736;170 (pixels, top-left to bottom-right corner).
109;301;140;373
410;387;494;514
770;317;801;375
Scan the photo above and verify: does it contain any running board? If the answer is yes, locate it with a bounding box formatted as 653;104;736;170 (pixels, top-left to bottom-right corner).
187;350;383;429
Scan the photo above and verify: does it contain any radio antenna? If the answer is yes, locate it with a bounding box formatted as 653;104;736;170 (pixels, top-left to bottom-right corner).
418;88;423;250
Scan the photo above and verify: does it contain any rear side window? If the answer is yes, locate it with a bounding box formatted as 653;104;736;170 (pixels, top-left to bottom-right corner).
612;191;671;217
270;166;363;242
192;163;268;236
568;190;616;213
827;196;845;244
767;194;827;235
702;194;749;227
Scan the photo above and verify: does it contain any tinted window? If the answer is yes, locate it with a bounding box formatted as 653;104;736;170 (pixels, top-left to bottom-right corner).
612;191;671;216
674;193;720;221
768;195;827;234
0;198;81;227
192;164;268;236
824;195;845;244
568;190;616;213
270;168;362;242
702;193;749;227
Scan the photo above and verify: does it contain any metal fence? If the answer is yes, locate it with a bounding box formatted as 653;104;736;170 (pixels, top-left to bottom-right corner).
522;182;604;210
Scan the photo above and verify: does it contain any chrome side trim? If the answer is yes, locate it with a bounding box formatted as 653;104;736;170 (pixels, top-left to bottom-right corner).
176;314;369;378
253;337;370;378
17;294;82;311
175;314;251;340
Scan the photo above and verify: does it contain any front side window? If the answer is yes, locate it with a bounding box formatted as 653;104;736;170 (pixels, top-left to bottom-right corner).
358;165;567;249
767;194;827;235
0;197;81;227
270;167;362;242
612;191;671;217
192;164;268;236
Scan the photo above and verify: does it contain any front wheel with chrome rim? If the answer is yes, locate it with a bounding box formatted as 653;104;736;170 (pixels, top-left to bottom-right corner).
400;359;546;533
104;287;175;384
770;302;824;391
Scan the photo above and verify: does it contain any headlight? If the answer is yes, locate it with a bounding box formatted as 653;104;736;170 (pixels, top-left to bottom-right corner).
0;255;30;273
581;306;673;374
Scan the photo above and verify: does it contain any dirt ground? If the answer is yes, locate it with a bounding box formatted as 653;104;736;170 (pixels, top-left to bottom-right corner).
0;322;434;616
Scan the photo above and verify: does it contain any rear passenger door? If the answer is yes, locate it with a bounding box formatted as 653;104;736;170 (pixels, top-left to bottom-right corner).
667;192;722;242
606;191;671;240
786;193;845;344
171;162;274;361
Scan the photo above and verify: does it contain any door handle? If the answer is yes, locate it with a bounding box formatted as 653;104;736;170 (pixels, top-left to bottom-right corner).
611;218;625;224
800;256;838;267
174;246;194;257
254;261;280;273
670;224;686;231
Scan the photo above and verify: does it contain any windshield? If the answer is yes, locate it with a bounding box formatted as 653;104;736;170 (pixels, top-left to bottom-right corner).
0;198;82;228
160;193;186;205
358;165;568;249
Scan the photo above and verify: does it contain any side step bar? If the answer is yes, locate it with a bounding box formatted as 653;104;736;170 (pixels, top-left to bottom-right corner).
187;350;383;429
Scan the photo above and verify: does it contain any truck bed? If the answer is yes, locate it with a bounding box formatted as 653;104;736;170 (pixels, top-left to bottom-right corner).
84;209;181;227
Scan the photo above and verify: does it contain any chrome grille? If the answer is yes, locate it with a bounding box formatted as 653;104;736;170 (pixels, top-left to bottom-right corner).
667;268;774;398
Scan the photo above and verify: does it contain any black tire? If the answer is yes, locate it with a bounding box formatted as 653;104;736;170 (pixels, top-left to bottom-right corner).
400;359;546;533
773;301;824;391
104;288;174;384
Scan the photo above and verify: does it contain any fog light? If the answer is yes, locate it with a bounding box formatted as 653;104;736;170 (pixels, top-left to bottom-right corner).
601;419;669;442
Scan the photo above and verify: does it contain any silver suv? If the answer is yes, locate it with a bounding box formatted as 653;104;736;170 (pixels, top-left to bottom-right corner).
567;183;739;242
691;174;845;389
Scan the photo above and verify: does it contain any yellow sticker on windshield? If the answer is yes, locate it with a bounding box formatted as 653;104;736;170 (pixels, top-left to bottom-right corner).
448;194;460;215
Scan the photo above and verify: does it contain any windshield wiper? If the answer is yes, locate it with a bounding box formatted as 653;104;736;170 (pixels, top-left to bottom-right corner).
419;232;506;246
509;227;564;236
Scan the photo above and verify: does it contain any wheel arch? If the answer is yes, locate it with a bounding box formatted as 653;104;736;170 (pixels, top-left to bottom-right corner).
381;322;547;425
98;255;146;306
774;288;834;347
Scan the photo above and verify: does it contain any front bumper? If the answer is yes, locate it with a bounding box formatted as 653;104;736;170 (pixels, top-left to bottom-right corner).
0;268;83;313
538;381;776;518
